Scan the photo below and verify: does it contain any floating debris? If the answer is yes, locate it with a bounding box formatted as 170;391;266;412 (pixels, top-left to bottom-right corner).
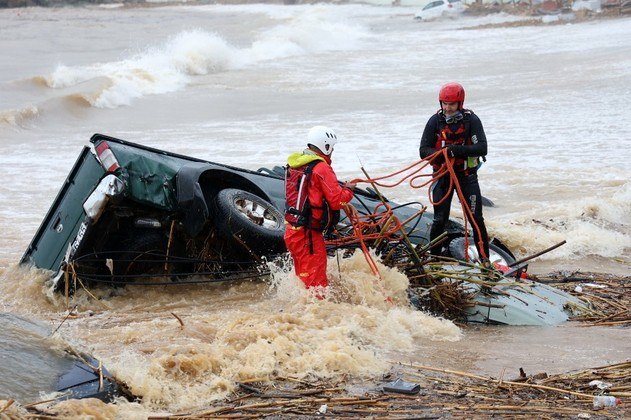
134;360;630;418
532;272;631;327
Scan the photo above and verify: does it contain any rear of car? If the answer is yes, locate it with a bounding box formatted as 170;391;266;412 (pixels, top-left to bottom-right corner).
20;145;110;286
20;135;226;288
20;134;342;290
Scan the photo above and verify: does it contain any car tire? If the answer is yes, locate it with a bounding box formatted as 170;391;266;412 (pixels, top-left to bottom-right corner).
447;236;516;266
213;188;286;255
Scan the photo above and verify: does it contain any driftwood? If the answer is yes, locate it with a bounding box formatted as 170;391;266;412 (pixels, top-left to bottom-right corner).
0;400;15;414
141;360;630;419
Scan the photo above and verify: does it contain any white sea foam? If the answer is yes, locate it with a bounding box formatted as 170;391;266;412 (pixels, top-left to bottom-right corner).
488;181;631;260
40;9;369;109
44;31;234;108
248;8;368;61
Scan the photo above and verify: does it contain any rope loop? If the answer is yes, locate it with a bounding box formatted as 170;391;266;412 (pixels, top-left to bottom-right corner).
344;148;488;261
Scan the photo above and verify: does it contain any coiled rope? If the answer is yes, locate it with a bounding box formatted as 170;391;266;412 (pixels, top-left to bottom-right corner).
333;148;488;277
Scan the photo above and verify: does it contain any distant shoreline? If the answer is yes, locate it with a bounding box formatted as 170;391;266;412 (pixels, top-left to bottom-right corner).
2;0;628;28
3;0;306;9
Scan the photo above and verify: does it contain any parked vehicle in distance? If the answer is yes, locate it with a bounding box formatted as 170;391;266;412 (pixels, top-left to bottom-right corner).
414;0;465;20
19;134;586;325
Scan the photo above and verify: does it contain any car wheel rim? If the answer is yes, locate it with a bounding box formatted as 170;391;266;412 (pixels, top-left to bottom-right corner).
466;245;508;266
234;197;281;230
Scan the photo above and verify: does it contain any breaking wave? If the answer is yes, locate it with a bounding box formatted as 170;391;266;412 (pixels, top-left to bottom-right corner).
0;105;39;128
38;9;368;109
492;181;631;261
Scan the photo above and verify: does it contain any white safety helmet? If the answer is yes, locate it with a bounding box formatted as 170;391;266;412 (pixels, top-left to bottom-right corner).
307;125;338;156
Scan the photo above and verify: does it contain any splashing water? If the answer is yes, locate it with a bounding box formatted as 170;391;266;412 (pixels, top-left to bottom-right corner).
1;252;460;413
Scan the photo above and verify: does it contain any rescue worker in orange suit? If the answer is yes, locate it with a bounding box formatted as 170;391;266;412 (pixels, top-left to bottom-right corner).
284;126;356;294
419;82;490;261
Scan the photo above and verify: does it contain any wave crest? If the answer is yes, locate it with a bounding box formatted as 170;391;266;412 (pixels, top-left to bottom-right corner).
493;182;631;260
38;10;367;109
0;105;39;128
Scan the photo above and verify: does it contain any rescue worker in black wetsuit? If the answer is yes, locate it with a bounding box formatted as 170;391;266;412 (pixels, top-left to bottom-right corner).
419;82;490;261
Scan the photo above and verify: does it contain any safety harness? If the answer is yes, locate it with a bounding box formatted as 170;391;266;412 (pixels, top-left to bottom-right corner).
434;109;484;173
284;161;337;254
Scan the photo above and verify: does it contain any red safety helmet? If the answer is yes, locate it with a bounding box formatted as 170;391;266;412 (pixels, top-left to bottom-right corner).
439;82;465;110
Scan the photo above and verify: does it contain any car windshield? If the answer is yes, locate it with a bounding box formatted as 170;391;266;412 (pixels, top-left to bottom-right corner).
423;1;443;10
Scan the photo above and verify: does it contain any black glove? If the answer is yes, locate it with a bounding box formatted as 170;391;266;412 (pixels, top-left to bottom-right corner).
446;144;464;157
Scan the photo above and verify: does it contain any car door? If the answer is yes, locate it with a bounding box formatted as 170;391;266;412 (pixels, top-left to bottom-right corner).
20;147;105;275
425;1;446;19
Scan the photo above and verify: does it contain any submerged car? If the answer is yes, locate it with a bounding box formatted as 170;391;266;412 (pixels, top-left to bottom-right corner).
414;0;465;20
20;134;584;325
1;312;124;403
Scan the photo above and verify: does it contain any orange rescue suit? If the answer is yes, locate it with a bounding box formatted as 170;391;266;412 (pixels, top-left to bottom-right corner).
283;151;354;290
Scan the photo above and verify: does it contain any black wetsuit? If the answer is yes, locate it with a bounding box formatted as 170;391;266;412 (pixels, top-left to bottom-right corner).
419;110;490;259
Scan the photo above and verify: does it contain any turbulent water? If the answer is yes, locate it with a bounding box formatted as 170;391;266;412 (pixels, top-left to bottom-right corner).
0;4;629;416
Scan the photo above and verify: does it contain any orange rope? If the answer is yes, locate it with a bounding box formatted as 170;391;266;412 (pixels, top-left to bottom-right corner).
328;201;406;249
340;203;393;304
343;204;381;278
439;148;488;260
323;149;487;304
345;148;488;261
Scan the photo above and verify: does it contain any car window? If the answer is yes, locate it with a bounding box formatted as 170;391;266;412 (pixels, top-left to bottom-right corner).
424;1;443;9
448;0;461;3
